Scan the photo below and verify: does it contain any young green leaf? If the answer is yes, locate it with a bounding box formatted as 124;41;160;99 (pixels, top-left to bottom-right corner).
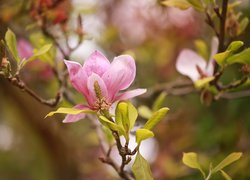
211;152;242;173
116;101;138;132
161;0;191;10
138;106;152;119
194;76;215;89
214;51;231;66
144;107;169;130
116;102;129;131
136;129;154;144
152;92;167;112
220;170;232;180
33;44;52;57
238;17;249;35
226;48;250;65
195;39;209;60
128;102;138;130
5;29;20;63
187;0;204;11
182;152;205;178
99;116;125;137
132;152;153;180
45;107;95;118
227;41;244;52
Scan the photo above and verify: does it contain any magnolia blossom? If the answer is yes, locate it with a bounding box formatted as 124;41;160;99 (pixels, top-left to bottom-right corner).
63;50;146;123
176;37;219;82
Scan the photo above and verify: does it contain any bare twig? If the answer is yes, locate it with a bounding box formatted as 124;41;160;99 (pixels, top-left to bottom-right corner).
7;75;61;107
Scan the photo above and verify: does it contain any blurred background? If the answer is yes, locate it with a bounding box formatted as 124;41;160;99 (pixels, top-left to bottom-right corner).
0;0;250;179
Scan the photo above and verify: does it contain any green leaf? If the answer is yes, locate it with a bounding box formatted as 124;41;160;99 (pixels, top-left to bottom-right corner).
187;0;204;11
195;39;209;60
20;44;53;68
227;41;244;52
226;48;250;65
128;102;138;130
5;29;20;63
33;44;52;57
214;41;244;66
211;152;242;173
132;152;153;180
144;107;169;130
194;76;215;89
214;51;231;66
238;17;249;35
99;116;125;136
161;0;191;10
182;152;205;178
116;101;138;132
136;129;154;144
29;32;55;65
45;107;95;118
152;92;167;112
220;170;232;180
138;106;152;119
116;102;129;132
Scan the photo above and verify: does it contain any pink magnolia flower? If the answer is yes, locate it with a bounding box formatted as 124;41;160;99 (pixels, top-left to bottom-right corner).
176;37;219;82
63;50;146;123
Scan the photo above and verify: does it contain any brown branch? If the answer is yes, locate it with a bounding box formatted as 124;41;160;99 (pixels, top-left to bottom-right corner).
89;115;134;180
218;0;228;52
7;75;61;107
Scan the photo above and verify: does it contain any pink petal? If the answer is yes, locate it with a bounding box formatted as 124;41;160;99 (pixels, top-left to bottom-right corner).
207;37;219;76
83;50;111;77
17;39;33;59
102;55;136;99
176;49;207;82
114;89;147;101
87;73;109;107
64;60;89;96
62;104;89;123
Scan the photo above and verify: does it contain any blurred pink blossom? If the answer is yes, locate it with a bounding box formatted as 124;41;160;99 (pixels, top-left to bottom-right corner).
110;0;198;44
64;50;146;123
17;39;53;81
176;37;219;82
17;39;33;59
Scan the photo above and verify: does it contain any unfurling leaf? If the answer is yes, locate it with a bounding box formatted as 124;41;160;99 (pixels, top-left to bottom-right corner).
187;0;204;11
99;116;125;136
152;92;167;112
238;17;249;35
227;41;244;52
33;44;52;57
138;106;152;119
136;129;154;144
5;29;20;63
144;107;169;130
45;107;95;118
211;152;242;173
220;170;232;180
132;152;153;180
195;39;209;60
116;101;138;133
161;0;191;9
214;51;231;66
214;41;244;66
226;48;250;65
182;152;205;178
194;76;215;89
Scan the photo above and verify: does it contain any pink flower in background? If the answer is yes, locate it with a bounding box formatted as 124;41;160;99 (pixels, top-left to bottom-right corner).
176;37;219;82
63;50;146;123
17;39;33;59
17;39;53;81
